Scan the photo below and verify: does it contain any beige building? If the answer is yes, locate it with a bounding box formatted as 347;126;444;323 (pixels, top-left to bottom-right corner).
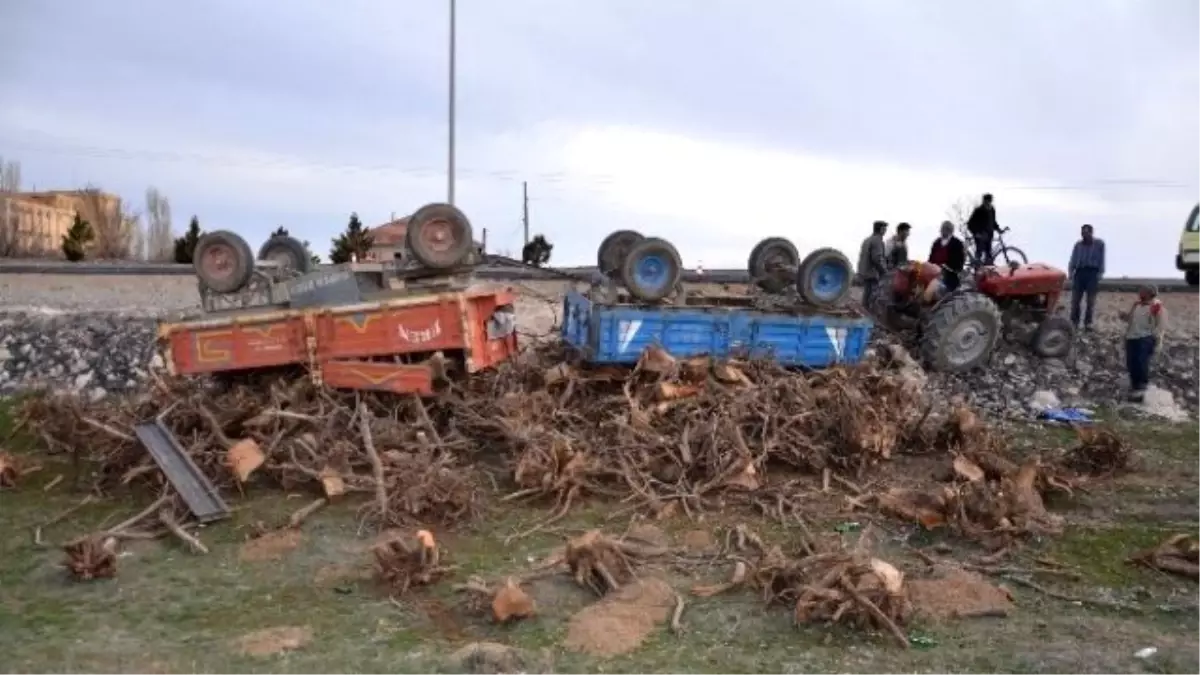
364;215;410;261
0;190;121;257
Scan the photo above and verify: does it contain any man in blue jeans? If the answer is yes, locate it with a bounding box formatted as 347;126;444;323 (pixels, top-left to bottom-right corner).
1122;285;1167;402
1068;224;1105;330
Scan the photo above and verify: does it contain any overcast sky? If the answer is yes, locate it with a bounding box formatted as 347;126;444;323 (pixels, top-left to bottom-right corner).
1;0;1196;276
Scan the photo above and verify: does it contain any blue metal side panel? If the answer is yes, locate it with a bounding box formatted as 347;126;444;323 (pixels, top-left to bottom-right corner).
729;315;873;368
562;292;592;353
561;293;875;369
593;307;730;362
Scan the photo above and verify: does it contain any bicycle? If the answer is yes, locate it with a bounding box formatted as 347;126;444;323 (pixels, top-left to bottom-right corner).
962;226;1027;272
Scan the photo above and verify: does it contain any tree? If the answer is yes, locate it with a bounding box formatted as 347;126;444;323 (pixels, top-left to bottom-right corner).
0;156;22;257
946;195;978;238
271;225;321;265
329;213;373;264
61;212;95;262
174;216;203;264
521;234;553;267
144;187;174;261
77;186;142;260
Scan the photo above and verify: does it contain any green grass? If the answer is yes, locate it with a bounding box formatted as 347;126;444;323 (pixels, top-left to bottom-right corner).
1;397;1198;673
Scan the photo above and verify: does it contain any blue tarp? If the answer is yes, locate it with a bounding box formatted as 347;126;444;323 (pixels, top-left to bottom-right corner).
1037;407;1095;424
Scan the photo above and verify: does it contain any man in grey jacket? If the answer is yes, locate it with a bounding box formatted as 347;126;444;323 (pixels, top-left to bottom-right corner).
857;220;889;307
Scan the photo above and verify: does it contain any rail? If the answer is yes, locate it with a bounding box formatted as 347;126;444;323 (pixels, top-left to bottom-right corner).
0;258;1192;293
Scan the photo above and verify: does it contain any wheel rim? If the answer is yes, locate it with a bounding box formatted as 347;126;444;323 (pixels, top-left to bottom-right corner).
418;217;458;254
200;242;236;283
633;253;671;293
945;317;991;367
810;260;847;302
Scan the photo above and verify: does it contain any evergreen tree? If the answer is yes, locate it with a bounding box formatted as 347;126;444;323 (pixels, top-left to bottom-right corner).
271;225;289;237
329;212;374;264
61;212;95;262
521;234;553;268
173;216;203;264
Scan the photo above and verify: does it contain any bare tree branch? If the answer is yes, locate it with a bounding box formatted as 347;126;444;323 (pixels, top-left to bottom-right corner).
77;186;143;260
0;156;24;257
145;187;174;262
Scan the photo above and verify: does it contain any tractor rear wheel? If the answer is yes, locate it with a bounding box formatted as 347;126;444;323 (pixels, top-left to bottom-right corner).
1030;315;1074;359
920;292;1002;372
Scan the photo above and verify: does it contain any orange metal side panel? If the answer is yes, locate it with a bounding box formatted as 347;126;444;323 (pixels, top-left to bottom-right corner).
461;292;519;372
320;360;434;395
316;299;466;360
165;317;306;375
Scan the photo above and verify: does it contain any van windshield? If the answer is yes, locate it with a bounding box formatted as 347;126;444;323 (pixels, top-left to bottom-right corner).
1188;205;1199;232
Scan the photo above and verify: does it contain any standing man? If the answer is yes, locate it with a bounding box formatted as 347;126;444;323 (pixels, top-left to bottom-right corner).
857;220;889;307
928;220;966;296
1122;284;1167;402
885;222;911;269
1068;224;1106;331
966;193;1000;265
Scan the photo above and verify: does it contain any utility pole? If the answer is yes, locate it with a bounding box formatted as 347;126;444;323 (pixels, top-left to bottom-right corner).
522;181;530;246
447;0;457;205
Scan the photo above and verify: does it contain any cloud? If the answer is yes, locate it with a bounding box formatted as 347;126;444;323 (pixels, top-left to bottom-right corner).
0;0;1195;275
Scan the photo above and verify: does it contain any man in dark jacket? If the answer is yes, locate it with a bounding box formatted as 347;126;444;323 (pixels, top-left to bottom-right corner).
857;220;889;307
928;220;966;294
966;193;1000;265
885;222;911;269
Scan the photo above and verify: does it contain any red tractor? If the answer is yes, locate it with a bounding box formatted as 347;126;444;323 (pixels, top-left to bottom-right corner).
872;261;1074;372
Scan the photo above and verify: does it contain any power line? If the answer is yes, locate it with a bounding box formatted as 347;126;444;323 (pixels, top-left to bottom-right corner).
1;132;1194;195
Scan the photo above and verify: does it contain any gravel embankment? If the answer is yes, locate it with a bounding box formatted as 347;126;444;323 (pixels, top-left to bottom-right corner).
0;275;1195;419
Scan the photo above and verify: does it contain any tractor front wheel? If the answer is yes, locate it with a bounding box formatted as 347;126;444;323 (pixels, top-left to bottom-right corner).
920;292;1002;372
1030;315;1074;359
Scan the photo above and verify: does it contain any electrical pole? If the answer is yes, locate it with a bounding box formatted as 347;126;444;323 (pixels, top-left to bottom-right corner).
447;0;457;206
521;181;530;246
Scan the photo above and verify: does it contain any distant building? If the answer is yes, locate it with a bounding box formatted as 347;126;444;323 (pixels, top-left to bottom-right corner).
363;212;486;263
0;190;120;257
364;215;410;261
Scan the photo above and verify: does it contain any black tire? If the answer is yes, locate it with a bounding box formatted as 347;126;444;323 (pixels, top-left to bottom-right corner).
1186;269;1199;287
993;245;1027;266
796;247;853;308
257;235;314;275
920;292;1002;372
597;230;644;277
748;237;799;293
193;230;255;293
621;237;683;303
1030;315;1074;359
406;202;475;269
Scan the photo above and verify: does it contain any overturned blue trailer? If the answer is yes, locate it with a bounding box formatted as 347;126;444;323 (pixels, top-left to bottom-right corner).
561;290;873;368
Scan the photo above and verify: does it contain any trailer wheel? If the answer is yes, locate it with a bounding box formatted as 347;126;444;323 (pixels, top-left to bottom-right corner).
796;247;853;308
597;230;644;277
747;237;799;293
622;237;682;303
257;235;314;275
194;230;255;293
920;292;1002;372
1030;315;1074;359
406;203;475;269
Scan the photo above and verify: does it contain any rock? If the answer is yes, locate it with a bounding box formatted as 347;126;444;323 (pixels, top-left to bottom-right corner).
1;311;158;397
1027;390;1060;412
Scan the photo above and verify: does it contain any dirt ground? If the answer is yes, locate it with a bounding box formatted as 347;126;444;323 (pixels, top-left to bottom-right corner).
1;398;1196;674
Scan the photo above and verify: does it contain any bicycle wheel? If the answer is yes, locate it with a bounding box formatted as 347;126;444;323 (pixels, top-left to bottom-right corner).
993;245;1027;265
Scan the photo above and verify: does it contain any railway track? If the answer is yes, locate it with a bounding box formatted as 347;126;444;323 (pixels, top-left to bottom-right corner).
0;258;1191;293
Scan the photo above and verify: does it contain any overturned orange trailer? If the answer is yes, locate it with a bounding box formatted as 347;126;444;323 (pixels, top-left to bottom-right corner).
158;285;519;395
